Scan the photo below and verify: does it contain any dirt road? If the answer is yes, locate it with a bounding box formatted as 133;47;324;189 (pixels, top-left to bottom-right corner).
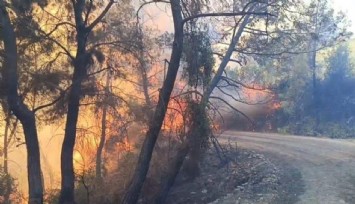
220;131;355;204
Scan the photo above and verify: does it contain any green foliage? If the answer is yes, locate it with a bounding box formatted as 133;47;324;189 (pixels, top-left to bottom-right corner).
11;0;48;12
279;120;355;138
74;170;96;204
182;101;211;179
318;45;355;121
320;123;355;138
44;170;98;204
327;45;353;78
44;189;60;204
0;166;20;203
276;54;313;117
277;117;319;136
182;31;215;87
29;70;68;95
187;101;211;150
276;44;355;138
127;100;150;123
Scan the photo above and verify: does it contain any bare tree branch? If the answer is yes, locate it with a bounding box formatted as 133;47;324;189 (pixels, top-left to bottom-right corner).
220;76;271;91
209;96;255;127
84;0;94;26
33;91;66;113
86;0;115;32
216;86;270;105
183;11;274;25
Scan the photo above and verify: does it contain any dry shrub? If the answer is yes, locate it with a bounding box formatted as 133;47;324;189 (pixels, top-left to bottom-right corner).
66;121;183;203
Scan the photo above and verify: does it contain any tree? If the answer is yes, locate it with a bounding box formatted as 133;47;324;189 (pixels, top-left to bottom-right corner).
153;0;352;201
275;44;355;138
304;0;350;123
122;1;184;203
58;1;115;203
0;1;47;203
179;0;279;182
0;106;19;203
123;0;275;203
0;165;20;204
95;69;112;180
320;45;355;124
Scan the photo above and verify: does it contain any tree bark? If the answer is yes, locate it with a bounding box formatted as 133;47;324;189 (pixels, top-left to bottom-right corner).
154;144;189;204
0;3;43;203
202;10;254;104
128;3;259;204
96;71;111;180
59;38;88;204
59;1;114;202
309;0;320;126
157;5;260;203
121;1;184;203
59;1;88;203
138;57;152;107
184;9;254;181
309;40;319;125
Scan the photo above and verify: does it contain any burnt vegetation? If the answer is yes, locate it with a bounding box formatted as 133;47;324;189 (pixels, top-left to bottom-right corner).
0;0;353;203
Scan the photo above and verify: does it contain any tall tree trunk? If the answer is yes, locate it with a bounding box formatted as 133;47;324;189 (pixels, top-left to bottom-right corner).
96;71;111;180
152;8;258;202
59;4;88;203
135;27;152;108
309;40;319;125
22;114;44;204
139;58;152;107
122;1;184;203
145;4;258;204
310;0;320;126
59;48;87;204
138;56;154;121
0;3;43;203
59;1;114;202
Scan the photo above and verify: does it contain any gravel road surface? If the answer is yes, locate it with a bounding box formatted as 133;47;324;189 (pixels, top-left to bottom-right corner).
220;131;355;204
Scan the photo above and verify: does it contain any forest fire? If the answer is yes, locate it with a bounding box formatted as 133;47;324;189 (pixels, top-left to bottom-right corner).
0;0;353;203
162;99;187;133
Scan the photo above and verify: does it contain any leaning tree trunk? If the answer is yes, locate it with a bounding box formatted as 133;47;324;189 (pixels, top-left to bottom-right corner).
153;6;257;203
176;12;253;181
0;3;43;203
202;12;253;104
153;102;210;203
154;143;189;204
122;1;184;203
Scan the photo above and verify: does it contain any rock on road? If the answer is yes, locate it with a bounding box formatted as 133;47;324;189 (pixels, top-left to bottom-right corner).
220;131;355;204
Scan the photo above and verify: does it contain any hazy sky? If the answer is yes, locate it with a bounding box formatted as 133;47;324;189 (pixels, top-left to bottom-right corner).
333;0;355;34
142;1;355;36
